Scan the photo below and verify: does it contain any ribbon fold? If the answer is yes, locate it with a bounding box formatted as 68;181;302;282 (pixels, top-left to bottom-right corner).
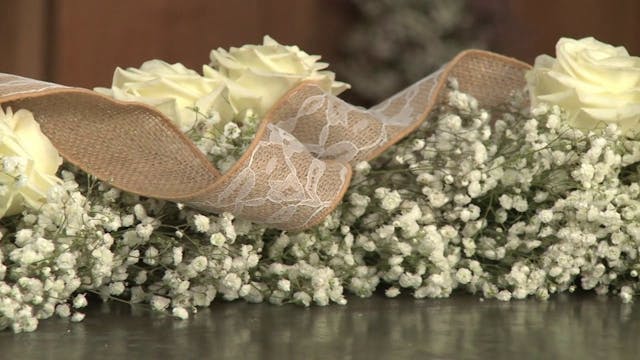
0;50;530;231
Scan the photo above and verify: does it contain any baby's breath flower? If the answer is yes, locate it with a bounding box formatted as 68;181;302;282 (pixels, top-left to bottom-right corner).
385;287;401;298
143;247;159;266
150;296;171;312
455;268;472;284
277;279;291;293
193;214;211;233
172;307;189;320
190;256;208;273
209;232;226;246
380;190;402;211
109;282;125;296
293;291;312;307
172;247;183;265
72;294;88;309
52;305;71;321
70;312;85;322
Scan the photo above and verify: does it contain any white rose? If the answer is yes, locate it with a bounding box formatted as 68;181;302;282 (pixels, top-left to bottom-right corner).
208;35;350;116
526;37;640;134
0;107;62;217
95;60;233;132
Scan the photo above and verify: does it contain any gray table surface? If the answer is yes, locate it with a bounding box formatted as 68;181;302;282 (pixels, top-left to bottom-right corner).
1;293;638;360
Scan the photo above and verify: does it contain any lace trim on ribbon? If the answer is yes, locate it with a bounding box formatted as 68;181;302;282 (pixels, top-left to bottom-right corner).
0;50;530;231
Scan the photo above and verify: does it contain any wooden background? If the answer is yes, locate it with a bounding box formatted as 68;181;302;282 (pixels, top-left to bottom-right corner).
0;0;639;89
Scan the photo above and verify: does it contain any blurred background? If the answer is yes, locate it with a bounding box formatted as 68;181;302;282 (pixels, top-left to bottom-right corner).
1;0;639;105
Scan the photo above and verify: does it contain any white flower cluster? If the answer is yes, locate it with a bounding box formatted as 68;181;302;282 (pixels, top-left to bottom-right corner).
0;168;262;331
96;37;349;173
0;107;62;217
5;78;640;334
327;80;640;304
0;172;103;332
186;107;259;172
527;37;640;134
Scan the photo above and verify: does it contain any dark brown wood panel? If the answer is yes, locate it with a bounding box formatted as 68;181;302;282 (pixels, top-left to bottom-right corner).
50;0;261;87
0;0;49;79
49;0;352;88
1;1;639;88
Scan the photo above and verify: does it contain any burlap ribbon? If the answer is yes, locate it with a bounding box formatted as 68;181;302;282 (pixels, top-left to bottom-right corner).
0;50;530;231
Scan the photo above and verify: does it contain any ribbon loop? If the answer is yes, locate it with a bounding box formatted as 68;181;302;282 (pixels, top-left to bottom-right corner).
0;50;530;231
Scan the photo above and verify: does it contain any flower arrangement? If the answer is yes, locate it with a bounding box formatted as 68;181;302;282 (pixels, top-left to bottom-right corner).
1;35;640;333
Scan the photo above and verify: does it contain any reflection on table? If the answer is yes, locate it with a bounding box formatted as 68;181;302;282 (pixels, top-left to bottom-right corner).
1;293;638;360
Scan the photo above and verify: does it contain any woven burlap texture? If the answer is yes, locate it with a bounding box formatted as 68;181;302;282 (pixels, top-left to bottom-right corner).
0;50;530;231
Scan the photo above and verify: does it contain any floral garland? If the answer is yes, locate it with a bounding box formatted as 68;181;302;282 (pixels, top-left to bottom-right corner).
1;36;640;333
